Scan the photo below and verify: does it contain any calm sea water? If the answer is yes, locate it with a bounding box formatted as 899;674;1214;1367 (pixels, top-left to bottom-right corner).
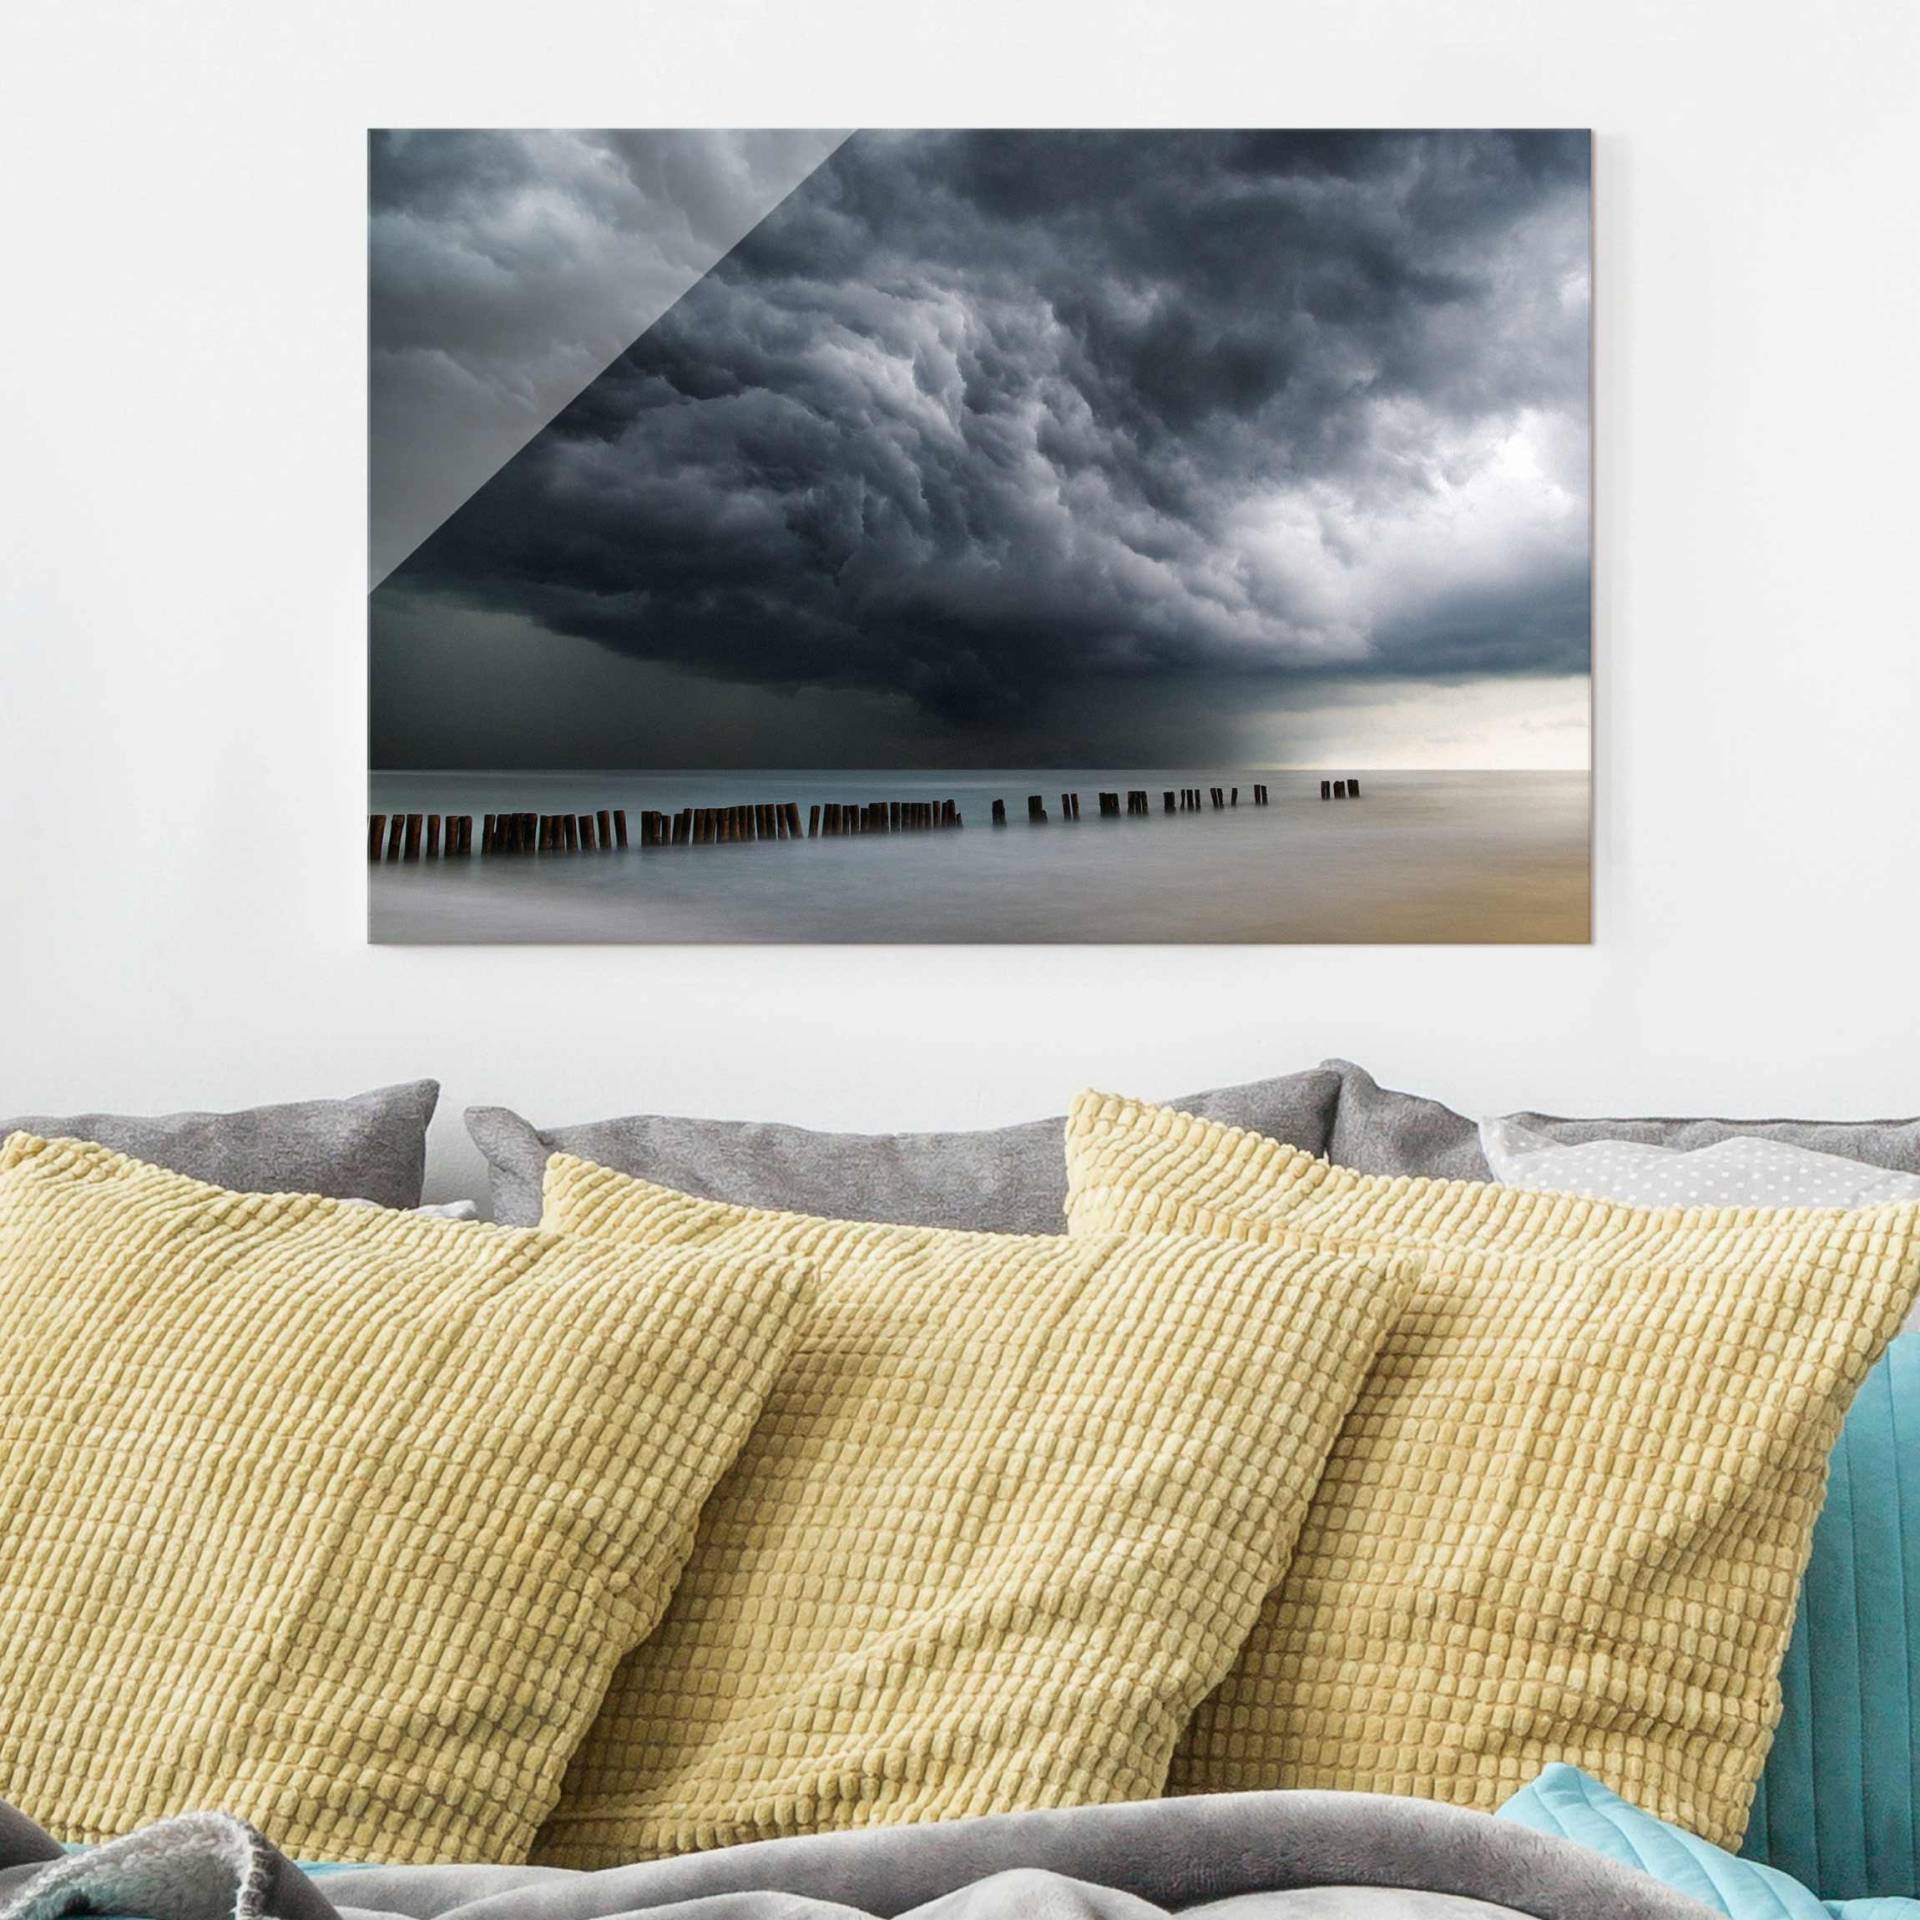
367;770;1590;944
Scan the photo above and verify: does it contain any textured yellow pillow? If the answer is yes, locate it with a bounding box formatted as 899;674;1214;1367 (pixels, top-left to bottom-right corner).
1062;1091;1920;1847
0;1132;812;1865
530;1152;1417;1865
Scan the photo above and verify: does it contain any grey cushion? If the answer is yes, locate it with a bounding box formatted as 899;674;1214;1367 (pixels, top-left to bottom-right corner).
467;1070;1341;1231
2;1081;439;1209
1324;1057;1920;1184
1322;1059;1493;1179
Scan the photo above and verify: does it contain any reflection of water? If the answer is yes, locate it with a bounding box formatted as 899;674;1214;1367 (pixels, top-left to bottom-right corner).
367;770;1591;945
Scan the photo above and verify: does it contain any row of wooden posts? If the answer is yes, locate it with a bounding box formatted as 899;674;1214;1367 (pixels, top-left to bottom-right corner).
370;779;1362;861
635;799;962;843
368;799;963;860
1001;783;1276;824
368;813;483;861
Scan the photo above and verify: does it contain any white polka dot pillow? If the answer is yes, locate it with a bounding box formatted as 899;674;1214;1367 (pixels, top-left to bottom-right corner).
1482;1116;1920;1208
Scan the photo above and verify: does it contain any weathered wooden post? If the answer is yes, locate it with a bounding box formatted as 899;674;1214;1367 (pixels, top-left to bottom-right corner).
1028;795;1047;823
368;815;386;861
991;798;1007;826
1347;777;1361;797
1320;779;1332;800
403;814;423;860
1333;780;1348;798
808;803;821;837
613;809;629;848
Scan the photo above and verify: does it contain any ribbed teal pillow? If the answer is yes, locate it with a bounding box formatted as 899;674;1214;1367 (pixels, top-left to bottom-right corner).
1500;1764;1916;1919
1742;1335;1920;1902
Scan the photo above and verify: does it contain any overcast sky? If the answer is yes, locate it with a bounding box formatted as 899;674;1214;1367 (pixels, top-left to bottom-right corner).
371;129;1590;771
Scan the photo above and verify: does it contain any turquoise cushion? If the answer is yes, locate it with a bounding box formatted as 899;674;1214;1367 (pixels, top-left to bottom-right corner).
1744;1335;1920;1902
1500;1764;1918;1919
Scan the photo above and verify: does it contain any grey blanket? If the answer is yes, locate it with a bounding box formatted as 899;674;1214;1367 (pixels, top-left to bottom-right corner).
0;1793;1716;1920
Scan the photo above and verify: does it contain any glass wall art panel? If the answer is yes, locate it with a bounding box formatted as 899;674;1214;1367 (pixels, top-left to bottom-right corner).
369;129;1591;943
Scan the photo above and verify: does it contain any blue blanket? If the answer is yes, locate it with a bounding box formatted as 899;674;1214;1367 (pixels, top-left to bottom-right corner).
1501;1766;1920;1919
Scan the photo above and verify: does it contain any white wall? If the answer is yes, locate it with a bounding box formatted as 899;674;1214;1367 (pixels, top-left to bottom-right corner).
3;0;1916;1206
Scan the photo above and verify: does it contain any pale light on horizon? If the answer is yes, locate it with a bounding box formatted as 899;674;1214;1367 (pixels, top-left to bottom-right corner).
1252;672;1591;771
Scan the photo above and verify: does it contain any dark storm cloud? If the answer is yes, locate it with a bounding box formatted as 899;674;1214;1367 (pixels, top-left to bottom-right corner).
367;128;848;582
379;129;1589;749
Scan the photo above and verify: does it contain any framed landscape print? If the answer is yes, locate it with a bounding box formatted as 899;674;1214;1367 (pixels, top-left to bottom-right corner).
369;129;1591;943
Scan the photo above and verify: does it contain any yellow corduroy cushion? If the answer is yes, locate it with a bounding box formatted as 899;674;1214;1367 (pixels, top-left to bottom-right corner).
1061;1090;1920;1847
530;1152;1418;1865
0;1132;813;1866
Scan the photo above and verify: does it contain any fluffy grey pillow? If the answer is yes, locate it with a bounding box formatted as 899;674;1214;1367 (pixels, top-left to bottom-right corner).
1322;1058;1493;1179
467;1070;1341;1231
1;1081;440;1209
1323;1057;1920;1184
